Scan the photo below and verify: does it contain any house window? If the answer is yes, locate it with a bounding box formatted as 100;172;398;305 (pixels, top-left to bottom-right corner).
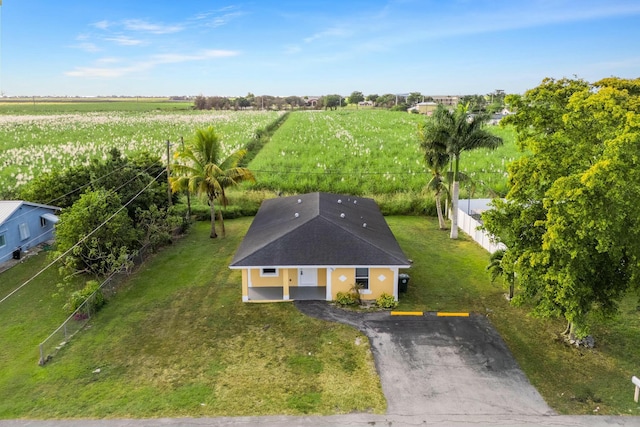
355;268;369;289
260;268;278;277
19;223;30;241
0;234;5;248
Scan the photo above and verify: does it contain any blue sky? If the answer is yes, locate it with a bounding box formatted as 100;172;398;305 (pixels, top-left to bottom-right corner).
1;0;639;97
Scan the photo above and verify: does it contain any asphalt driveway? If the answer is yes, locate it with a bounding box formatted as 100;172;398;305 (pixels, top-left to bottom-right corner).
294;301;554;416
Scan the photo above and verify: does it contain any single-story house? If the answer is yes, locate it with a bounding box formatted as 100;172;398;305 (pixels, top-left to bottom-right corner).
229;192;410;302
410;101;438;116
0;201;60;264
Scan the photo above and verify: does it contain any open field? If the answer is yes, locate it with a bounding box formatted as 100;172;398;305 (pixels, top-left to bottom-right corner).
0;110;282;193
249;110;517;197
1;217;640;417
0;106;518;200
0;98;193;113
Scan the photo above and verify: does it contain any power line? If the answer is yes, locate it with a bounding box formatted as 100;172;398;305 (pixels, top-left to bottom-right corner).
249;169;507;176
3;163;161;230
43;163;133;206
0;169;166;305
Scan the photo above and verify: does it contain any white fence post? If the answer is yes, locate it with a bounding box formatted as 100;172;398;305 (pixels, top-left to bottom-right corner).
632;376;640;402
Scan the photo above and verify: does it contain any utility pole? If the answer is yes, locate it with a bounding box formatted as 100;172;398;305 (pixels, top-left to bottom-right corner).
180;136;191;218
166;140;172;207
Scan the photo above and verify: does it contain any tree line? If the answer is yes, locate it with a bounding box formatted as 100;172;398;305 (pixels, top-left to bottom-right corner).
193;90;507;112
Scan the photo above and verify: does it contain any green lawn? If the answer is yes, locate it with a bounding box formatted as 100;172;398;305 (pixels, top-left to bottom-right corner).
0;219;383;418
1;217;639;418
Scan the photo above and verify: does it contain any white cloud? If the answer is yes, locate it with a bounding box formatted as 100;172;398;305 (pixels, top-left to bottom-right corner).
92;20;111;30
152;50;238;64
122;19;183;34
73;42;101;53
96;57;123;64
105;35;146;46
283;45;302;55
304;27;351;43
65;66;132;78
65;50;240;79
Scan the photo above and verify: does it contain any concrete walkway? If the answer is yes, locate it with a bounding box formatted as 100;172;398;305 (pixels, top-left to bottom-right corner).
0;413;638;427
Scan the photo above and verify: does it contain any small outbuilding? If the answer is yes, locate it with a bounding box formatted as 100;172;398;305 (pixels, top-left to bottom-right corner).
229;192;410;302
0;201;60;265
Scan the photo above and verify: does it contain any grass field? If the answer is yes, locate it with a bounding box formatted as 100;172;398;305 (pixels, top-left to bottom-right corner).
1;217;640;418
0;98;193;113
248;110;517;198
0;105;518;200
0;110;282;193
0;220;384;418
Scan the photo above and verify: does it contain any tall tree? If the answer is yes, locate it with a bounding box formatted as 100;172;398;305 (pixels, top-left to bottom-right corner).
419;104;503;238
348;91;365;105
483;77;640;340
407;92;423;106
419;123;449;229
323;94;342;110
170;126;255;238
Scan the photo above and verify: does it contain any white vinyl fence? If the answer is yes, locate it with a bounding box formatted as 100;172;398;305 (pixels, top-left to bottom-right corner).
456;199;506;254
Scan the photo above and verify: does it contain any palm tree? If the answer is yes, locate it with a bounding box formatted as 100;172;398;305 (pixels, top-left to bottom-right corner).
423;147;450;229
486;249;515;299
419;104;503;239
171;126;255;238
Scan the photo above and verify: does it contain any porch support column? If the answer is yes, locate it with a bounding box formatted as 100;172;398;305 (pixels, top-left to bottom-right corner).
242;269;249;302
392;268;399;301
283;269;290;300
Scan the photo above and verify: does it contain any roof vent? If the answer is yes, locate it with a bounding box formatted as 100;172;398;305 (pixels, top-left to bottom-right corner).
297;199;302;204
340;213;345;218
337;199;342;204
362;222;367;228
354;200;357;204
294;213;299;218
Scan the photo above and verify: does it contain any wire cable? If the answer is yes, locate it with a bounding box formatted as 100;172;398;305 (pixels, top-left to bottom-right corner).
0;169;166;305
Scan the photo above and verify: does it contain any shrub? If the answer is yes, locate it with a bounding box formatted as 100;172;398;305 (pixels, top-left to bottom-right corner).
376;293;398;309
336;291;359;306
64;280;105;316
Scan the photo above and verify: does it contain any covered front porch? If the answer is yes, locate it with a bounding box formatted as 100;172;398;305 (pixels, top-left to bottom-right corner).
247;286;328;302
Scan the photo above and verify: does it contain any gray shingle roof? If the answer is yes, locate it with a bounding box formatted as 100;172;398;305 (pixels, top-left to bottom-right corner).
230;192;410;267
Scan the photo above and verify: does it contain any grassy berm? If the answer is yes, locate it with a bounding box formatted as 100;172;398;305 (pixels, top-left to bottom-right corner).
1;217;639;418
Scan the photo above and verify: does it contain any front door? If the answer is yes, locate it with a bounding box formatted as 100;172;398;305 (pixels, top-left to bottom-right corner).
299;268;317;286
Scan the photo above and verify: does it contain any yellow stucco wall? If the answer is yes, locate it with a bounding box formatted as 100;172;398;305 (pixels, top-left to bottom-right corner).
367;267;396;299
241;267;396;301
330;267;396;301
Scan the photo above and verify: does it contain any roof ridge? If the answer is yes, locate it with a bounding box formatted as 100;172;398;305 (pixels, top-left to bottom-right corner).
316;215;409;265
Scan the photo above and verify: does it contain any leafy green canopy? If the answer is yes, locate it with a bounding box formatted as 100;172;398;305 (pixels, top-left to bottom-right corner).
54;189;139;277
483;77;640;338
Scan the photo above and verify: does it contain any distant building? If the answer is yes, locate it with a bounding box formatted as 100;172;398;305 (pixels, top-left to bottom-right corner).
412;101;439;116
305;97;319;107
431;95;460;107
